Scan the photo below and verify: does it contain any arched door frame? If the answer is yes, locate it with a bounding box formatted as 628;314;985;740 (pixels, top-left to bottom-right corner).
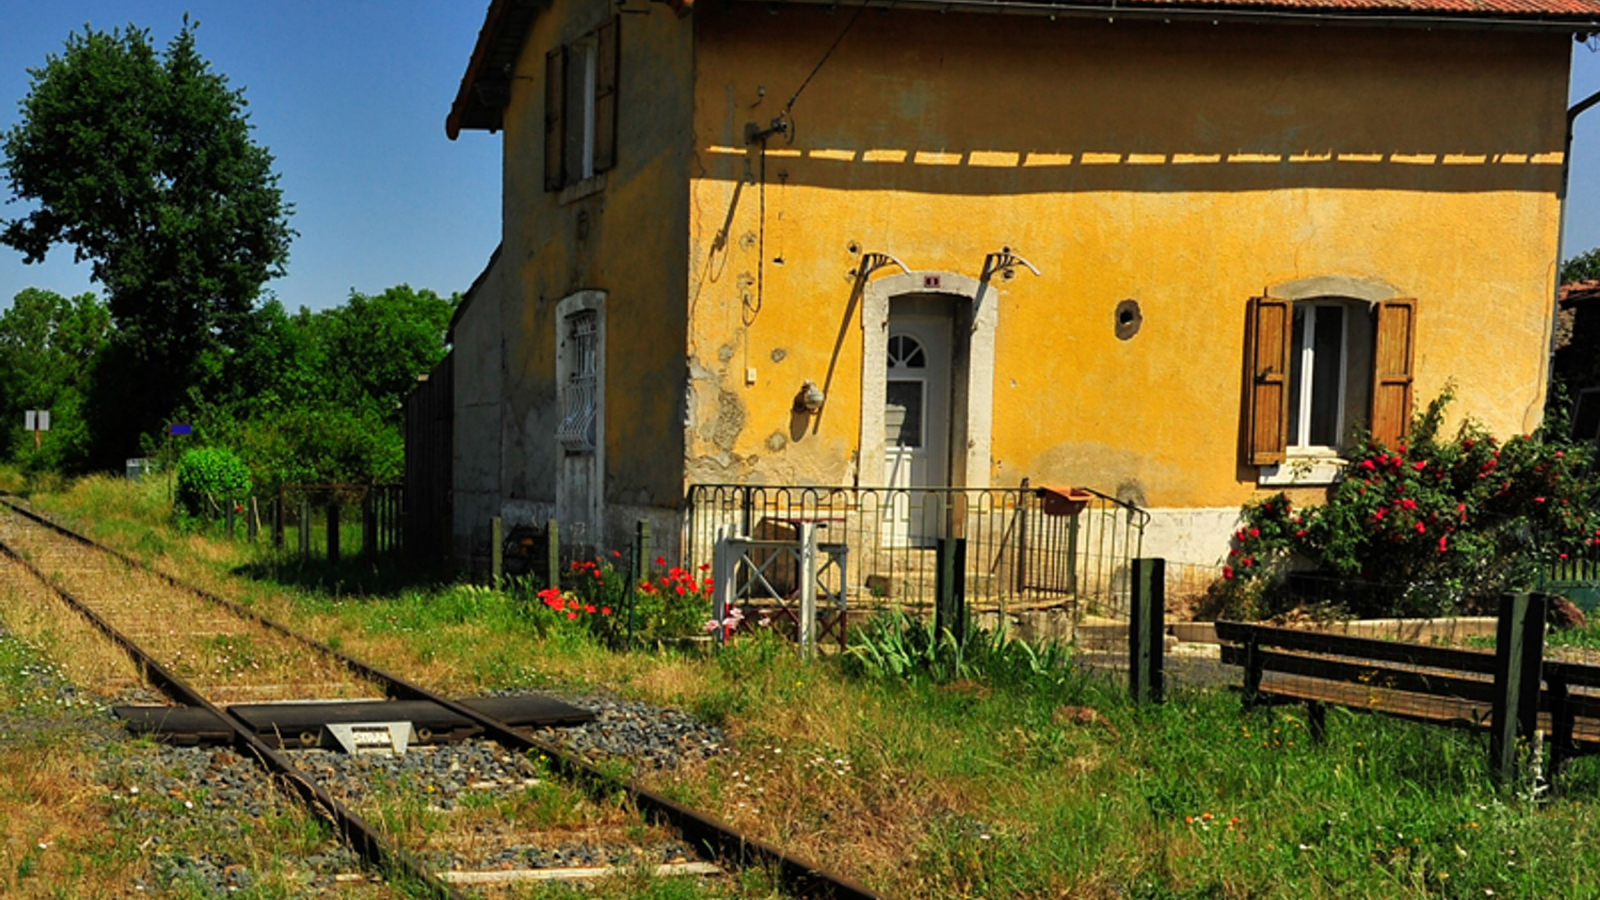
859;272;999;489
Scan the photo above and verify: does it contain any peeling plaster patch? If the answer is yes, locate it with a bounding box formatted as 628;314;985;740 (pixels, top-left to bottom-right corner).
770;348;787;363
1115;481;1148;508
717;343;736;363
766;432;787;452
713;388;746;452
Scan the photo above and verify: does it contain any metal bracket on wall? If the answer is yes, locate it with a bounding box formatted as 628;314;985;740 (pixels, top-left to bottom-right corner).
852;251;910;281
981;247;1042;282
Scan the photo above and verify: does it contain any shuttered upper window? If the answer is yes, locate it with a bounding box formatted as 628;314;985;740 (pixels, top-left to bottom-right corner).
545;18;619;192
1246;295;1415;466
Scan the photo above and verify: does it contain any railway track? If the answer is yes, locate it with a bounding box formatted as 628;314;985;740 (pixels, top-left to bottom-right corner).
0;495;887;900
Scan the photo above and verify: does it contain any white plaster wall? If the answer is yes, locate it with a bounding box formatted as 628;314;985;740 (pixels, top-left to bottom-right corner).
1139;507;1243;568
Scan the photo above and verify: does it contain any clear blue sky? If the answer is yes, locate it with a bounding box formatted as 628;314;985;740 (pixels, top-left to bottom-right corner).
4;7;1600;313
0;2;502;312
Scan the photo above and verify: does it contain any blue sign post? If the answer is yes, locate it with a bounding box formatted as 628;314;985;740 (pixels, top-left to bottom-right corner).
166;423;192;502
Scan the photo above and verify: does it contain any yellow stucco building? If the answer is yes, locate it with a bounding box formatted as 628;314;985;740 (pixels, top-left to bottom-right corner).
442;0;1600;572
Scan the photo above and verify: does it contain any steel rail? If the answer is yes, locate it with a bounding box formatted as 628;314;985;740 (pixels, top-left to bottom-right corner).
0;531;464;900
0;495;895;900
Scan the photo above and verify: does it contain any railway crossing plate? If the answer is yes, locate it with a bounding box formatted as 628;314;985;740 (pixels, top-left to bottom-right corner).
327;721;413;755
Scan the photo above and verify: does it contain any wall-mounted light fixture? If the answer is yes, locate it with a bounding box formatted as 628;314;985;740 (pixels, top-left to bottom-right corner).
797;380;826;414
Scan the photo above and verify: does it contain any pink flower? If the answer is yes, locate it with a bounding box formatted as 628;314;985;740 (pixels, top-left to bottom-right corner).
1536;497;1547;504
1438;535;1448;553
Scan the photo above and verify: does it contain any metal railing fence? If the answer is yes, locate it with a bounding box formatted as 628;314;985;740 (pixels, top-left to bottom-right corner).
683;482;1147;620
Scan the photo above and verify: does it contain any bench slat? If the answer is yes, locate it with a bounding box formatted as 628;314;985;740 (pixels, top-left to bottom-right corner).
1215;620;1497;675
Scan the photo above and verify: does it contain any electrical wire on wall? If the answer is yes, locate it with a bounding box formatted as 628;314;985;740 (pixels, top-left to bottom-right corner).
743;0;879;329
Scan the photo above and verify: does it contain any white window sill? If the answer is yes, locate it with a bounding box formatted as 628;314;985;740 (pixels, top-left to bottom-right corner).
558;173;606;205
1258;451;1347;487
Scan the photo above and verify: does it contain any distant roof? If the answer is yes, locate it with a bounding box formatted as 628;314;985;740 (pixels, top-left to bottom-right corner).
1562;280;1600;306
448;0;1600;138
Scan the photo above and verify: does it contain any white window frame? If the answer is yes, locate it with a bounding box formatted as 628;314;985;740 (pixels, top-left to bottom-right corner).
1288;301;1350;456
577;36;597;183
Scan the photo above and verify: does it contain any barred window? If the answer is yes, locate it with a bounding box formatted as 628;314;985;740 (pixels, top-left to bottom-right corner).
557;310;598;454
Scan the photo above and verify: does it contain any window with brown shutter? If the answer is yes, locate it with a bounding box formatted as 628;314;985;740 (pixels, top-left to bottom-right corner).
593;18;619;174
544;18;620;192
1246;295;1294;466
1370;298;1417;448
544;47;565;192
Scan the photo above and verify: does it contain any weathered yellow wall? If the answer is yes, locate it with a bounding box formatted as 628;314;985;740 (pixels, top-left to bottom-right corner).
495;0;694;515
687;5;1568;508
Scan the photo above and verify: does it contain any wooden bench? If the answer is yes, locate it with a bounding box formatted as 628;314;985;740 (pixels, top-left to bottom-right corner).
1216;620;1600;778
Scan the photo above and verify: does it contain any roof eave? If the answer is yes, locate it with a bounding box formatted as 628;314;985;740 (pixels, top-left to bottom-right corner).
447;0;546;140
747;0;1600;32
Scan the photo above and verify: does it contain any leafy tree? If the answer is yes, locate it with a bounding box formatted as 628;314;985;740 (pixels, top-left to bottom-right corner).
0;288;110;470
1562;247;1600;284
1;19;292;463
315;285;456;420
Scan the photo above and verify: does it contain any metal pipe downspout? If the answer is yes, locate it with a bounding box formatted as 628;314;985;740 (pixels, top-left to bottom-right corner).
1548;82;1600;418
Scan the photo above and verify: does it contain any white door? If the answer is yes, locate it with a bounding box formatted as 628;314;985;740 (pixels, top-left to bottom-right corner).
884;305;951;546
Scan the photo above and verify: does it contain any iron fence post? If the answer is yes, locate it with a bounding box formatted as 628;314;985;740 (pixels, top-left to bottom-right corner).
247;497;259;544
327;504;340;566
226;499;236;541
1130;557;1165;704
1490;592;1547;786
799;523;819;658
935;537;967;644
273;489;285;551
711;525;733;648
490;516;503;586
298;497;310;559
363;493;377;564
546;518;560;590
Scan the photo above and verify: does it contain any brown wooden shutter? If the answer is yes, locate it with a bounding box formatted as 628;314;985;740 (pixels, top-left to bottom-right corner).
593;18;619;174
1246;295;1293;466
544;46;566;192
1370;298;1417;448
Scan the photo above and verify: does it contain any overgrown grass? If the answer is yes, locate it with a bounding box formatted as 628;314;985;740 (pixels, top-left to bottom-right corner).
19;472;1600;897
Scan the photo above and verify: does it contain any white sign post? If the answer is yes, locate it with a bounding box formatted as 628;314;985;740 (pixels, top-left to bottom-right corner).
24;410;50;450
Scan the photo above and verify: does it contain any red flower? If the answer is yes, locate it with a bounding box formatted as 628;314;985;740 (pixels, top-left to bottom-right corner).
1415;521;1426;534
612;550;622;558
584;604;596;613
675;584;687;596
1242;557;1255;567
1223;565;1235;580
641;583;658;594
1557;451;1566;459
1536;497;1548;504
566;611;578;620
655;556;666;567
1295;529;1307;538
698;563;712;571
1248;527;1260;538
1397;444;1408;455
1374;508;1387;521
1438;535;1448;553
600;606;612;615
1229;548;1239;557
1412;460;1426;471
592;570;603;580
1400;498;1416;511
1561;553;1570;560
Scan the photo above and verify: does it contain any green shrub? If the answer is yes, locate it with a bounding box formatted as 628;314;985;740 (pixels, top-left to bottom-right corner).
844;609;1074;687
1222;391;1600;618
174;446;252;519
